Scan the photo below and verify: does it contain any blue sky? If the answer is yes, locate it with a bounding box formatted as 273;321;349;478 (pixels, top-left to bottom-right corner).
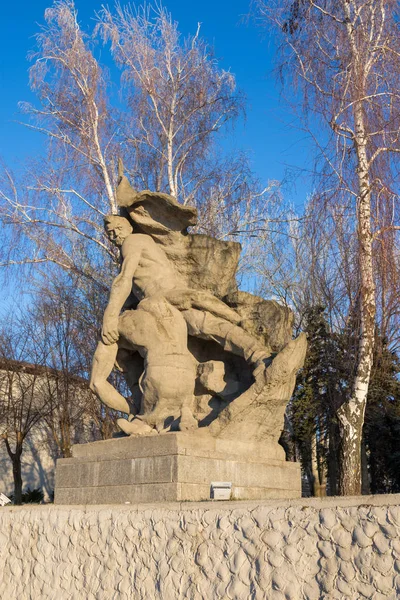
0;0;315;309
0;0;314;192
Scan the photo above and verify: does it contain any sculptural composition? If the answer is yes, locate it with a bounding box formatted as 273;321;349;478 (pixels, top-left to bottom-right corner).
90;164;307;444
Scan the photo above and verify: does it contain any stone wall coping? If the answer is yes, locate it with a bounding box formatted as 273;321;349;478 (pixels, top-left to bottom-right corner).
2;492;400;513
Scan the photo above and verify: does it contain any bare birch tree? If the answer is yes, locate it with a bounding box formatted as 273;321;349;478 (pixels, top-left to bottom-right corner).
98;4;243;204
0;0;276;292
98;4;279;241
0;1;119;289
256;0;400;494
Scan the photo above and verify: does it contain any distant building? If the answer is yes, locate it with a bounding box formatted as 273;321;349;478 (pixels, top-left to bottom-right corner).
0;359;101;501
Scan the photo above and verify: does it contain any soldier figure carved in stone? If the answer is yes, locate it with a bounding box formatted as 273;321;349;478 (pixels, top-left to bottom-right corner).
90;162;307;440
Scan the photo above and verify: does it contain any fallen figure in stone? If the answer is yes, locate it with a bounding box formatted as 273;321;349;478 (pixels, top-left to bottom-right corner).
90;215;272;434
90;165;306;441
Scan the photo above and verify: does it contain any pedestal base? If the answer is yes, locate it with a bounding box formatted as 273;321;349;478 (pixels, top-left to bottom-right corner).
54;432;301;504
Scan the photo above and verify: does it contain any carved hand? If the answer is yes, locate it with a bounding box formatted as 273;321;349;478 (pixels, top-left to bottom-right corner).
101;315;120;345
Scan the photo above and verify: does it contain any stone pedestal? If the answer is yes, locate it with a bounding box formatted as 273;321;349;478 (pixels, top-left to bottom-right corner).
54;432;301;504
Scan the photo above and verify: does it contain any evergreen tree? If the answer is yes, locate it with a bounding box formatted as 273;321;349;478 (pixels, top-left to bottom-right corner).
290;306;341;495
364;336;400;493
291;306;400;495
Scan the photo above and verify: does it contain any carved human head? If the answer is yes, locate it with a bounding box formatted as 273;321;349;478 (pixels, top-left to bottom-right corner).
104;215;133;247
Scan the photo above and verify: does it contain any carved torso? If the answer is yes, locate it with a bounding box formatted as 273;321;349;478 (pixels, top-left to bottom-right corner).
121;233;185;300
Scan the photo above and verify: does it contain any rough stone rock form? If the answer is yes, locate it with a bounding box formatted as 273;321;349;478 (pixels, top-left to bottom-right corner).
226;291;293;352
89;163;306;441
1;495;400;599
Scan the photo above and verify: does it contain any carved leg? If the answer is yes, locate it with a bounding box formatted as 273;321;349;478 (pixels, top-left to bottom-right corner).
119;299;197;433
182;309;272;368
139;362;197;431
165;288;241;324
179;406;199;431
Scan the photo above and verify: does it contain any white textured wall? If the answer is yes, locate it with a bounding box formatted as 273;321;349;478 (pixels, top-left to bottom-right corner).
1;495;400;599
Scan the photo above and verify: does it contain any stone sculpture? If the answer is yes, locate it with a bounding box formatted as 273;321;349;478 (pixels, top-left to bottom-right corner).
90;163;307;444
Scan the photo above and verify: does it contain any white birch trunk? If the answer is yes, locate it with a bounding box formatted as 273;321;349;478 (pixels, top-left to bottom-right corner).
167;100;177;198
311;432;326;497
338;6;376;495
91;102;117;214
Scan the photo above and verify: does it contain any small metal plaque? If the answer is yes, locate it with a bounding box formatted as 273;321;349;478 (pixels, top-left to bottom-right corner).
0;493;11;507
210;482;232;500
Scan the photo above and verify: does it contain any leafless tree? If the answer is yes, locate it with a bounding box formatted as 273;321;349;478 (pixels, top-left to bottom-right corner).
0;7;119;306
0;315;52;504
33;280;102;458
0;281;120;502
256;0;400;494
98;4;242;203
0;0;276;292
